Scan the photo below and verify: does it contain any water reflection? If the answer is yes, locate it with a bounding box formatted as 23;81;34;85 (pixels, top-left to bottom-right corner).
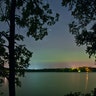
4;77;8;85
0;77;8;85
1;73;96;96
0;77;9;96
85;72;88;93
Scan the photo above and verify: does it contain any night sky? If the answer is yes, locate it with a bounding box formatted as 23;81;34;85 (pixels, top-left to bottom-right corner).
25;0;95;69
0;0;95;69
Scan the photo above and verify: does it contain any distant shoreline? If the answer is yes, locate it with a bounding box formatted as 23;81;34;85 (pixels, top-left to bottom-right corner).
19;67;96;72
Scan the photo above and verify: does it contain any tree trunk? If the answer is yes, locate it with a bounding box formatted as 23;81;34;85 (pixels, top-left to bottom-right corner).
9;0;16;96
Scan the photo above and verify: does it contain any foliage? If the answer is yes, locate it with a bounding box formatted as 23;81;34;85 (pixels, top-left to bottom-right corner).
0;0;59;75
62;0;96;60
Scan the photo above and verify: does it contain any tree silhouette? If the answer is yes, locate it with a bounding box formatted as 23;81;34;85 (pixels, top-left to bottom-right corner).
62;0;96;60
0;0;59;96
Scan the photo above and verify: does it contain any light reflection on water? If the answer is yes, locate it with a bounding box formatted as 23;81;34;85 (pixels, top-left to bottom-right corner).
85;72;88;93
4;77;8;85
1;72;96;96
0;77;8;87
0;77;9;96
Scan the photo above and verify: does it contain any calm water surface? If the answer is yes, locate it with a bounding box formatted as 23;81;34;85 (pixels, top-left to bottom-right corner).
1;72;96;96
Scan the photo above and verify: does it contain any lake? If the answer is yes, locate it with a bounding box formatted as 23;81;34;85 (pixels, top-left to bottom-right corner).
1;72;96;96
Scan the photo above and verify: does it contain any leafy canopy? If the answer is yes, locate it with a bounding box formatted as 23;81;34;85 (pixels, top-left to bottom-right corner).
62;0;96;60
0;0;59;76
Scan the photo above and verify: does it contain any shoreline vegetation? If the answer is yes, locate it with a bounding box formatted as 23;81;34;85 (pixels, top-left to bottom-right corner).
17;66;96;72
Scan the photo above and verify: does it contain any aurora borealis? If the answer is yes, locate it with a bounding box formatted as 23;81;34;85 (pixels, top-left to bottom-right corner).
26;0;95;69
